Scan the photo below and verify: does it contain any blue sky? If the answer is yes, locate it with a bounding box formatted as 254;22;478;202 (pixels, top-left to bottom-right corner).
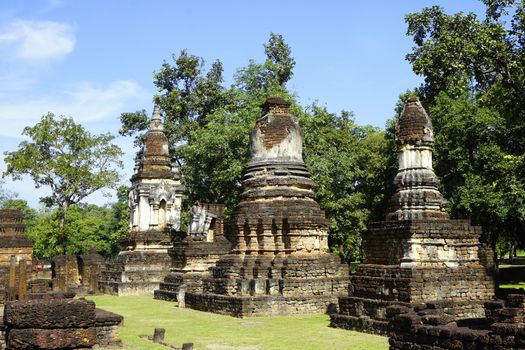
0;0;486;208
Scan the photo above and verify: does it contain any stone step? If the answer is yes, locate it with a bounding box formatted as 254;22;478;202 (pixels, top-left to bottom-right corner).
153;289;179;301
162;275;184;284
158;282;182;292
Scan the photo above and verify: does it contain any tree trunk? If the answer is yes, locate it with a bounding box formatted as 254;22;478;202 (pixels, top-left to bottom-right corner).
58;201;69;254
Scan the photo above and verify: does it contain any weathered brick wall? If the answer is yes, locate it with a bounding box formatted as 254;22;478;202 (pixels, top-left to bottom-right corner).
51;254;80;292
388;295;525;350
154;237;231;301
78;249;106;293
100;250;171;296
4;298;97;349
2;295;123;349
363;220;484;266
0;210;33;304
331;219;494;334
94;308;123;347
351;265;492;305
185;292;340;317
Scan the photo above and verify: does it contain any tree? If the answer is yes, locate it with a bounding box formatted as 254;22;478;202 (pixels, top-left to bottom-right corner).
405;1;525;255
106;185;130;256
300;105;391;262
3;113;123;254
235;32;295;99
120;50;228;157
0;179;17;206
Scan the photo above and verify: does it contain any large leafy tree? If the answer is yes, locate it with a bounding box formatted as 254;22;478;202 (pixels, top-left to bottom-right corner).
120;49;228;157
405;1;525;255
300;106;391;262
3;113;123;254
26;204;125;259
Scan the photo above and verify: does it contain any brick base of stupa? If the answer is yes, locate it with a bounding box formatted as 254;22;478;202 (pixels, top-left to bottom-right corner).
154;237;231;301
184;253;349;316
330;220;495;335
100;231;172;296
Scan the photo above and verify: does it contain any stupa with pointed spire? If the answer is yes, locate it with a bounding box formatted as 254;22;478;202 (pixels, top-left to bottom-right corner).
100;105;185;296
387;96;448;221
330;97;494;335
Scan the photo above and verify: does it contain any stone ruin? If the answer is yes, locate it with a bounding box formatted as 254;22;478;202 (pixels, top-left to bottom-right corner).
330;97;495;334
388;294;525;349
154;203;231;302
175;97;349;316
0;210;123;349
0;210;32;304
100;105;185;295
188;203;224;242
1;294;123;349
51;248;106;295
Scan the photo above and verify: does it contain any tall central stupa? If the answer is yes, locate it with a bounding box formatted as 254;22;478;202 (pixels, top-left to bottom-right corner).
184;97;349;316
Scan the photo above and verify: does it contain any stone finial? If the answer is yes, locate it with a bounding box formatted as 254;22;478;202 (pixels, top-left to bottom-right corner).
143;104;169;158
149;105;164;131
386;98;448;221
395;96;434;145
261;97;291;116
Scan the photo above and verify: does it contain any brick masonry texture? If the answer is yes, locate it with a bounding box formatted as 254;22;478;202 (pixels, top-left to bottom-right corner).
179;98;349;316
388;295;525;350
0;210;32;304
330;98;495;335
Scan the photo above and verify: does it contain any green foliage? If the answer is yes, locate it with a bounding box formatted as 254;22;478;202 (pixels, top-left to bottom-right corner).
26;203;126;260
3;113;124;253
0;179;17;206
179;104;253;211
300;106;391;262
264;32;296;86
108;185;130;255
120;50;228;156
406;1;525;253
430;91;525;252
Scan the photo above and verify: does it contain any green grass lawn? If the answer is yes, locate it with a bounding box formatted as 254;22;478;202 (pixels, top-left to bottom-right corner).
88;295;388;350
500;282;525;289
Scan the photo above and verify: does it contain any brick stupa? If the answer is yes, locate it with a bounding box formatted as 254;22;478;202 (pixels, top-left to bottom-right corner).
330;97;495;334
100;105;185;295
0;210;32;303
183;97;349;316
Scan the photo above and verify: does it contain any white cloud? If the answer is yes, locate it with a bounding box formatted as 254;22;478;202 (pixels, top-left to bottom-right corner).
0;80;149;207
0;20;75;62
0;80;149;138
